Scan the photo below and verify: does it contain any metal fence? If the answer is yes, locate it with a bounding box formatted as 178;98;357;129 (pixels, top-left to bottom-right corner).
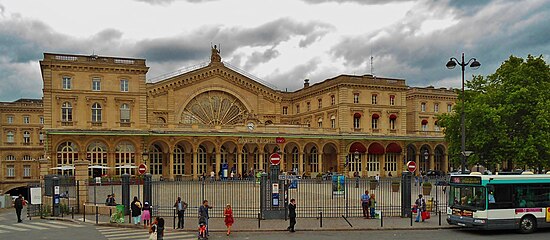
151;179;260;218
149;176;449;219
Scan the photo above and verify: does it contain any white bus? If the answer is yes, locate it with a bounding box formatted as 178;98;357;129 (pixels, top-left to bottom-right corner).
447;172;550;233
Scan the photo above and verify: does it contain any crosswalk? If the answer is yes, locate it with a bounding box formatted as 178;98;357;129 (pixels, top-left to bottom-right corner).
0;220;84;234
96;226;197;240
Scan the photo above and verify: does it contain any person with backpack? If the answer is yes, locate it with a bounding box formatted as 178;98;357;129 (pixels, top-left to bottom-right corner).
415;194;427;222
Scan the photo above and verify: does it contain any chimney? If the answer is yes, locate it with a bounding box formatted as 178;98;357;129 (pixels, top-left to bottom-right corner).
304;79;310;88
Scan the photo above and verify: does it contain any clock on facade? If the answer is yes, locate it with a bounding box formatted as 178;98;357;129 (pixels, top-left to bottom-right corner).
247;122;255;131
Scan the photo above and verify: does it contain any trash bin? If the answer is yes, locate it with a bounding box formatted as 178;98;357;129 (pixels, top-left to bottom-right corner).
110;204;125;223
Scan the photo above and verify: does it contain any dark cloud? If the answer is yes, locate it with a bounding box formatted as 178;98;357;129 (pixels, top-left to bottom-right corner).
264;58;322;91
329;0;550;87
243;47;280;70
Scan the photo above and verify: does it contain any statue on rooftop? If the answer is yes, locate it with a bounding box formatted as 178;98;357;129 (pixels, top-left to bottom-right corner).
211;45;221;63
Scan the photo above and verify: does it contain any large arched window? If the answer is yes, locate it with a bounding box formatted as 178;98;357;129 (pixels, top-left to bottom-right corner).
91;102;102;122
198;145;207;175
173;145;185;175
87;142;107;177
253;147;263;171
61;102;73;122
57;141;78;175
241;146;249;174
115;142;135;175
149;144;163;176
220;146;228;165
309;147;319;173
291;147;299;173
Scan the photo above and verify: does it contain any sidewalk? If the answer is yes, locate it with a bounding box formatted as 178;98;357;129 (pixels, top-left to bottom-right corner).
43;212;456;232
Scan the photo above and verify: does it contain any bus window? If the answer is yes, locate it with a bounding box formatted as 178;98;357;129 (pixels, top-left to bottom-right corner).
449;185;486;210
488;184;513;209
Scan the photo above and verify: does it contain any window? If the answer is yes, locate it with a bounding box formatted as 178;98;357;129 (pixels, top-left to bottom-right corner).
39;132;44;144
434;103;439;113
7;116;13;124
39;116;44;124
6;155;15;161
120;103;130;123
88;142;107;177
173;145;185;175
241;147;249;174
421;120;428;131
372;114;381;129
447;104;453;112
23;155;32;160
421;102;426;112
371;94;378;104
23;116;30;124
296;104;300;114
115;142;135;175
309;148;319;173
331;95;335;105
61;102;73;122
306;102;311;111
7;131;14;143
23;131;30;144
23;165;31;177
318;99;322;109
62;77;72;90
282;107;288;115
91;102;102;122
317;117;323;128
120;79;129;92
347;153;362;173
353;93;359;103
353;114;361;129
150;144;163;176
92;77;101;91
389;95;395;106
7;165;15;177
389;115;397;130
331;115;336;129
57;141;78;176
291;147;300;173
197;145;207;175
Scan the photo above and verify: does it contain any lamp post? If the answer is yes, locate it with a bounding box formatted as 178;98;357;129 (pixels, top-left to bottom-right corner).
446;53;480;173
423;149;429;174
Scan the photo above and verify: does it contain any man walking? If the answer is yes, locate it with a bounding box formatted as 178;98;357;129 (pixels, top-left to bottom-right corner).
14;194;24;223
174;197;188;229
287;199;297;232
199;200;213;236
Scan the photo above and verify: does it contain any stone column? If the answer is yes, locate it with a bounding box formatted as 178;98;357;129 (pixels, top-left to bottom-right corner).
39;158;51;180
259;151;264;171
237;146;243;176
397;153;403;176
443;153;449;173
415;153;420;176
429;153;435;171
318;153;323;174
298;152;304;175
168;151;175;180
192;151;198;180
215;151;221;180
74;159;90;213
380;154;386;177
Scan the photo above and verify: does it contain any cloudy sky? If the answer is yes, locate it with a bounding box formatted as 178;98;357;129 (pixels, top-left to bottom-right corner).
0;0;549;101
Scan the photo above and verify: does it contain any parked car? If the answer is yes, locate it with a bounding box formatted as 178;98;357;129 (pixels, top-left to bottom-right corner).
426;170;444;177
448;170;471;175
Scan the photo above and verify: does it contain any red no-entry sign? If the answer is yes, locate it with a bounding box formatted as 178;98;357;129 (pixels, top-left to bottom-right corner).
270;153;281;165
138;163;147;175
406;161;416;173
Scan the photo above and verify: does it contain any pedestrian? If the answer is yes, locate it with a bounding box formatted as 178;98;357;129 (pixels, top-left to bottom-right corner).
157;217;165;240
14;194;24;223
142;202;151;229
361;190;370;218
354;171;359;188
210;170;215;181
174;196;188;229
224;204;234;236
149;217;158;240
287;199;296;232
369;193;376;219
199;200;213;236
131;196;142;225
415;194;426;222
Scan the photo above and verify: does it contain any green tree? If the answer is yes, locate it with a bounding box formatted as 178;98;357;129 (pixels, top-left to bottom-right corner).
439;55;550;172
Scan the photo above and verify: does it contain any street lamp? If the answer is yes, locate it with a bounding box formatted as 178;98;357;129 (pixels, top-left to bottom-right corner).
446;53;480;173
424;149;429;173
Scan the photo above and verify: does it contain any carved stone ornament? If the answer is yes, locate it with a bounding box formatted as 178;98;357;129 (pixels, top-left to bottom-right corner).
181;91;248;126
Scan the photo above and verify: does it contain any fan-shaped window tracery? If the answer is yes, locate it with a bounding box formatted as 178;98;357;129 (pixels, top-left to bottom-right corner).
181;91;248;125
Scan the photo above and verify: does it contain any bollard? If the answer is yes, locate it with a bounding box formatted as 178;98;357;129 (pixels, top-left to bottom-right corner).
62;206;64;218
381;211;384;228
439;210;441;226
96;205;99;224
83;205;86;223
410;209;413;226
72;207;74;219
128;209;131;224
109;208;112;221
173;208;176;230
319;211;323;228
258;213;261;229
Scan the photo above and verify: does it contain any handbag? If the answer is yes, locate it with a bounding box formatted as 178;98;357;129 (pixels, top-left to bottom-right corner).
148;232;157;240
421;211;430;220
412;204;418;213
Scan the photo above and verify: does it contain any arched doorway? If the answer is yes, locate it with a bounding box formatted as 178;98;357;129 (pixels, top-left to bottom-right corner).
347;142;366;177
385;143;402;177
366;142;384;177
322;142;338;173
435;145;446;172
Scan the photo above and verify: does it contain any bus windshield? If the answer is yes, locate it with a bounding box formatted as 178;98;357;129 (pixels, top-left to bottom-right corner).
449;185;486;211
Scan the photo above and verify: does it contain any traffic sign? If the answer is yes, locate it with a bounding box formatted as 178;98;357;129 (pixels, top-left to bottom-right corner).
406;161;416;173
270;153;281;165
138;163;147;175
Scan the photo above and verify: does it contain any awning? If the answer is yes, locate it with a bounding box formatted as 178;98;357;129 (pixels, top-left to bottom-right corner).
386;143;402;153
50;165;75;170
349;142;367;153
88;165;111;169
372;114;380;119
389;114;397;120
421;119;428;125
115;165;137;169
368;143;385;154
353;112;362;118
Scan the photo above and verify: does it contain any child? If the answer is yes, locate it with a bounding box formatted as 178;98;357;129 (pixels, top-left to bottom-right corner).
198;216;207;239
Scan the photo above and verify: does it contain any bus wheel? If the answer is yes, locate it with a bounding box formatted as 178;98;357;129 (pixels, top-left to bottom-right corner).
519;215;537;234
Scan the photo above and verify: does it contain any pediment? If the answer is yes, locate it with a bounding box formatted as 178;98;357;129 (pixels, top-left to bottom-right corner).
147;63;281;102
